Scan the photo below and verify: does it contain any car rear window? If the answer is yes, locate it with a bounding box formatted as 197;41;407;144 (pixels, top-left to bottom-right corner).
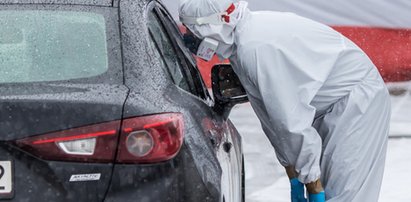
0;10;108;83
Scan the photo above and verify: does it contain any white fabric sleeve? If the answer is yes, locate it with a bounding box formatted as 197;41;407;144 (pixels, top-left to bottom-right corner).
240;43;333;183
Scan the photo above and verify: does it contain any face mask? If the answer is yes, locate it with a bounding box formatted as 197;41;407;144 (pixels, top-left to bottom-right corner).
183;33;219;61
180;3;236;61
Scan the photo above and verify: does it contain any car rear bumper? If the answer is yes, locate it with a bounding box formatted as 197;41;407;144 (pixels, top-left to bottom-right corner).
0;143;112;201
104;147;218;202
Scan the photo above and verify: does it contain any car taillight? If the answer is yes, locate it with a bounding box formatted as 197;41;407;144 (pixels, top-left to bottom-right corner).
117;113;184;164
14;121;121;163
13;113;184;164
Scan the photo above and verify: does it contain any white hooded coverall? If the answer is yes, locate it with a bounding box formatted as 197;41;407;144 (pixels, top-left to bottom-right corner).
179;0;391;201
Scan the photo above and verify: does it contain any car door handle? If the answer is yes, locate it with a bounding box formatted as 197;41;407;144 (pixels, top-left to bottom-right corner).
223;142;232;153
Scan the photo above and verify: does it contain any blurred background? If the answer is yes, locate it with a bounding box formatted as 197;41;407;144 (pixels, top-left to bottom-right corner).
163;0;411;201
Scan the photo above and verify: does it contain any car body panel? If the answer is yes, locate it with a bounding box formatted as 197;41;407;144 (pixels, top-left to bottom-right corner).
0;145;115;201
0;84;128;141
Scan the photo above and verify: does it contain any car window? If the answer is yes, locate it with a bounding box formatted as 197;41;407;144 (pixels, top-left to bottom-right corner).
0;10;108;83
147;9;192;93
155;7;211;101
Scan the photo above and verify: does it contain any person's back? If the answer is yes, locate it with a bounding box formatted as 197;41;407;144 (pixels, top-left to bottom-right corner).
179;1;391;201
233;10;381;111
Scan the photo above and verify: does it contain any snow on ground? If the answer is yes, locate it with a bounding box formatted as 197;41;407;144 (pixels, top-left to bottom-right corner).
229;101;411;202
386;81;411;136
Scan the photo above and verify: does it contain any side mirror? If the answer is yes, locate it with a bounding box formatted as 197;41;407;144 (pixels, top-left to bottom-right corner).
211;64;248;119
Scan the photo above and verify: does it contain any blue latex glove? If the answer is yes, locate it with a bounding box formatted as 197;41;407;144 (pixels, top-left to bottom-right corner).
308;191;325;202
290;178;307;202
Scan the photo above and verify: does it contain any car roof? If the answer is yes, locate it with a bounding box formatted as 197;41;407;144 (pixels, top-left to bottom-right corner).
0;0;114;7
0;0;157;7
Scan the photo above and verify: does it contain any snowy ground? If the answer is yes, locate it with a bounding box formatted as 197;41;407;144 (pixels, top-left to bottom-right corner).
229;100;411;202
386;81;411;137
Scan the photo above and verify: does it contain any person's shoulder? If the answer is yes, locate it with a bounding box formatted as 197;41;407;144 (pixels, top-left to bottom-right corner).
250;10;312;26
244;10;331;34
235;41;279;67
235;11;304;45
236;10;343;50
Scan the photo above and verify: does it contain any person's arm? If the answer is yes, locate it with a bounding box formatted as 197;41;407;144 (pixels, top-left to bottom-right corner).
286;166;323;194
286;166;307;202
240;43;325;183
306;179;324;194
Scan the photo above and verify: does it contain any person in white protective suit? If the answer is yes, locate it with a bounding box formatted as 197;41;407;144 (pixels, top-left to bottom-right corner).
179;0;391;201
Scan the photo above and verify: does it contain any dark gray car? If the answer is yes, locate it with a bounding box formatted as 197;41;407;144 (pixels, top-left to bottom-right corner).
0;0;248;201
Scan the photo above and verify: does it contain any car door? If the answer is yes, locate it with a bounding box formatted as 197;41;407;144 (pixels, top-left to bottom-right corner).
150;3;242;202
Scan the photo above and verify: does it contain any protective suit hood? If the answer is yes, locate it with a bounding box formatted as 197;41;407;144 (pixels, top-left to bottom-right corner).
179;0;249;60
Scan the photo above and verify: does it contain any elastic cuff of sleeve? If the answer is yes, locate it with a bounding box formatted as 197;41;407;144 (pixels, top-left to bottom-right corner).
297;169;321;184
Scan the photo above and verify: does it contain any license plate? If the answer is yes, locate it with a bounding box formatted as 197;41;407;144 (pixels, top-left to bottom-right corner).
0;161;13;198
